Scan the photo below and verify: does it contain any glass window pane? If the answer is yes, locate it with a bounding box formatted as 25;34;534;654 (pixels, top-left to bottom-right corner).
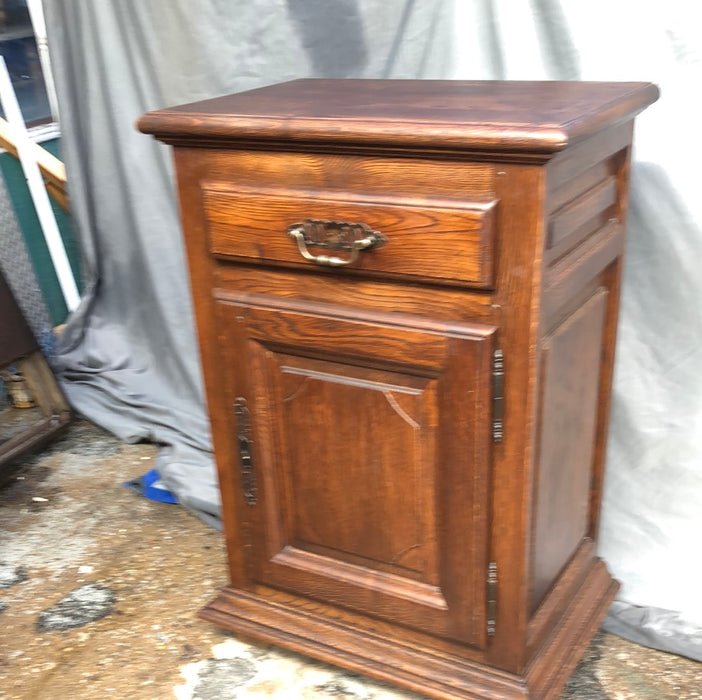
0;0;52;125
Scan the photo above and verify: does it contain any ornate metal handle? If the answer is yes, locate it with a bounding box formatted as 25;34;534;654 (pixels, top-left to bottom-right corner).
287;219;386;267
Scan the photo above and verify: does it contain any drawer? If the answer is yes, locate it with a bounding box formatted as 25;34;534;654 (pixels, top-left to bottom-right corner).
202;183;498;289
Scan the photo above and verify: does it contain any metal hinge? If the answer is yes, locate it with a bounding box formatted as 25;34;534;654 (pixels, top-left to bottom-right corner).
487;561;498;637
492;349;504;443
234;397;257;506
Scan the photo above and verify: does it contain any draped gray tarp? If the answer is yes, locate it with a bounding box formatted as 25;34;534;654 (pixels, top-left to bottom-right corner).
42;0;702;659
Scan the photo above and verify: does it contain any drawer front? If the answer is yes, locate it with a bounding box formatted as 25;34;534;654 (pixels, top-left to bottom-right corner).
202;183;497;288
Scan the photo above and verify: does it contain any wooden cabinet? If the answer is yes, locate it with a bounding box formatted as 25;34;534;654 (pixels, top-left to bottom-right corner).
139;80;658;700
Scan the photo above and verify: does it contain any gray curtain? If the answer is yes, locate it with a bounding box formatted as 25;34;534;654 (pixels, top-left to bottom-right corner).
43;0;702;660
43;0;453;528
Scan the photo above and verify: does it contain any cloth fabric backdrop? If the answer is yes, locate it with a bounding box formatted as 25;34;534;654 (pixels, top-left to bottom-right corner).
43;0;702;659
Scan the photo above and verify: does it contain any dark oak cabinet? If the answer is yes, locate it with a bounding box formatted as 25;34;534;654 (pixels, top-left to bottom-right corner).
139;80;658;699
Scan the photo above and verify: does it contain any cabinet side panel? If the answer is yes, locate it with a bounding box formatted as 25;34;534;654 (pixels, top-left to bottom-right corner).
530;289;608;612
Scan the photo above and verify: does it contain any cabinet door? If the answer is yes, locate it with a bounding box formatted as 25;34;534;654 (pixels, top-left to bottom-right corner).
217;293;496;647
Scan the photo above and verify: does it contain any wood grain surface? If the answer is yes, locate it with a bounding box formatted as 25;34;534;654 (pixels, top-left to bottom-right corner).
147;79;658;699
203;183;496;287
139;79;659;156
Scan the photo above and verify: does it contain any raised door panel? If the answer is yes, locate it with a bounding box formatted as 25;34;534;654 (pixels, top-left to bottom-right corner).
276;354;435;579
530;288;608;612
215;293;496;647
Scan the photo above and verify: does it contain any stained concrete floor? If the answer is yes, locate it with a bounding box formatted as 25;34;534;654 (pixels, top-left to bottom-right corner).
1;418;701;699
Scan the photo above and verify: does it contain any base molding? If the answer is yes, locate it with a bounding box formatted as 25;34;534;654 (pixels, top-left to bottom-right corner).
526;560;619;698
200;560;618;700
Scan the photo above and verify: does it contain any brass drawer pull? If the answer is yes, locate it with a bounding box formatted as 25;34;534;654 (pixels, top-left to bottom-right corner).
288;219;386;267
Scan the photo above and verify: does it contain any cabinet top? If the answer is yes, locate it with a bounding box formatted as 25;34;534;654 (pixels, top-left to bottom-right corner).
138;79;658;156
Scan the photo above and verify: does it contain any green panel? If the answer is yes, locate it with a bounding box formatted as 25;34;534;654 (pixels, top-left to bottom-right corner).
0;137;81;325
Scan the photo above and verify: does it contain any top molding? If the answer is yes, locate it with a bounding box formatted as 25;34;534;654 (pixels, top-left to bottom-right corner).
138;79;659;157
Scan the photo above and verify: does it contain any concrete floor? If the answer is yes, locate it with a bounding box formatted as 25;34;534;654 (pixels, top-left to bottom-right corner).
1;418;701;699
